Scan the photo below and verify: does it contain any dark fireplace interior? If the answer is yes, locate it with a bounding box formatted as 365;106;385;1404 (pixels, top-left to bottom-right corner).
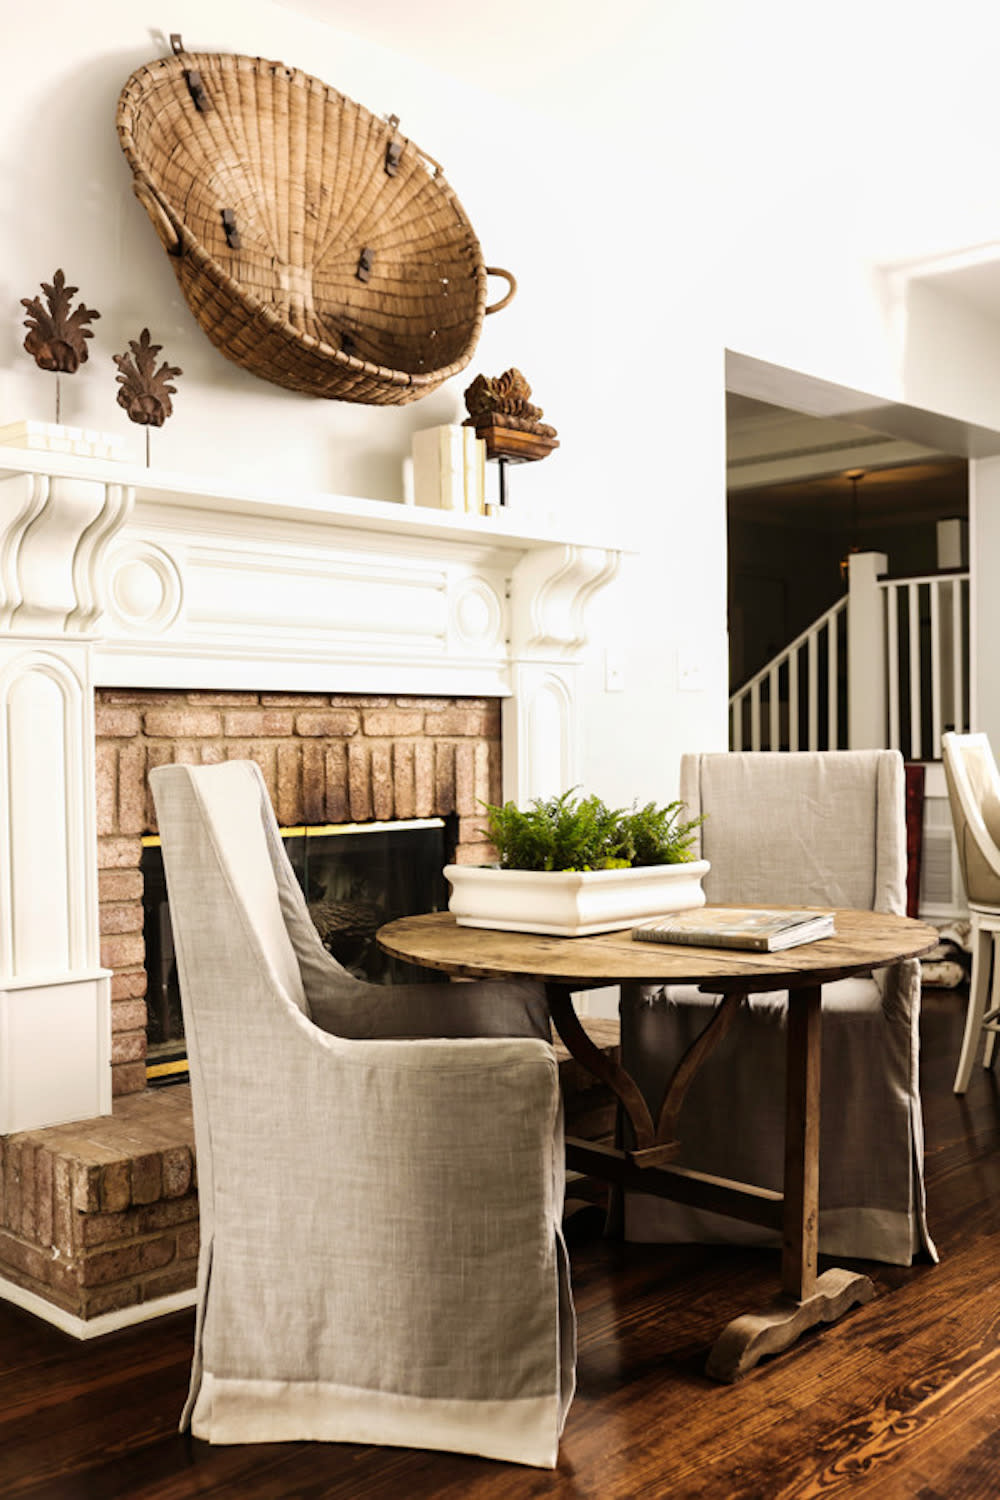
142;816;455;1082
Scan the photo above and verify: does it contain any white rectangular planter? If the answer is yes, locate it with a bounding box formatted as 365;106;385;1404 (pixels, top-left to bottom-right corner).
443;860;710;937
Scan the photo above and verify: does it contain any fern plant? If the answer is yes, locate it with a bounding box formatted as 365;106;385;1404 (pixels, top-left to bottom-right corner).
483;789;703;872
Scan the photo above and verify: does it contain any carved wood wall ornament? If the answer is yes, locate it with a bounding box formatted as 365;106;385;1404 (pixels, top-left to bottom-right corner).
20;270;100;374
463;367;559;464
113;329;183;427
464;368;543;425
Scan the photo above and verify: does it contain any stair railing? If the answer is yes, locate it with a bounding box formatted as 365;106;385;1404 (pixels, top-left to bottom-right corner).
730;552;970;757
730;596;847;752
881;568;969;761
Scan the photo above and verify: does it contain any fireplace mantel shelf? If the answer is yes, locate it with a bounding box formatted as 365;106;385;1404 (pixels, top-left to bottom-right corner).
0;448;629;556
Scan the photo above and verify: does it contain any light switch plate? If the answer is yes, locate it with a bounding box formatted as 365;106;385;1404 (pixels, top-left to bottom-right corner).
677;646;705;692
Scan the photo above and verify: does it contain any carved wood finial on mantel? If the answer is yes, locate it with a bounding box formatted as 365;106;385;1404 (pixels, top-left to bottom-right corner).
20;269;100;374
462;367;559;463
113;328;183;427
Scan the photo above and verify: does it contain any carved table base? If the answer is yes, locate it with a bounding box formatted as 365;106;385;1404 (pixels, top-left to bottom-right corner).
705;1267;877;1382
550;979;875;1381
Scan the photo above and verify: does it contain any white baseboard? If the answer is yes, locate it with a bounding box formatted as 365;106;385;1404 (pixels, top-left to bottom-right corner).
0;1273;197;1338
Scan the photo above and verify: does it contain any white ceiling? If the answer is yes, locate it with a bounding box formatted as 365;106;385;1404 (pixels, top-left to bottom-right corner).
725;394;947;491
727;393;966;528
272;0;661;120
887;243;1000;324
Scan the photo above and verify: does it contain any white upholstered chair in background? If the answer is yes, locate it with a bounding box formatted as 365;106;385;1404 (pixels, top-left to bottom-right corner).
149;760;575;1469
942;731;1000;1094
620;749;936;1267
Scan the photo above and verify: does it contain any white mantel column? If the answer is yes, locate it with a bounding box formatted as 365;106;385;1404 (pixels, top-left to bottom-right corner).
504;545;621;803
0;469;133;1131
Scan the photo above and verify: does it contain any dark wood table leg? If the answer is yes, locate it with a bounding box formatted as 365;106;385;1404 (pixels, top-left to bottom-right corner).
705;984;876;1381
782;980;821;1299
547;981;747;1167
544;982;661;1155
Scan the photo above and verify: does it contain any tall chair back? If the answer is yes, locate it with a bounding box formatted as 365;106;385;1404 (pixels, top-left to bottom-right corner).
148;759;574;1467
942;731;1000;1092
621;748;934;1266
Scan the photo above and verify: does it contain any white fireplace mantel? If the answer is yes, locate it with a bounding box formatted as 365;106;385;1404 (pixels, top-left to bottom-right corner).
0;448;624;1132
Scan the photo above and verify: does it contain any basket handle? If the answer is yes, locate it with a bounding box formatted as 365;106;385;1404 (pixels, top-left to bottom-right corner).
132;175;182;257
485;267;517;315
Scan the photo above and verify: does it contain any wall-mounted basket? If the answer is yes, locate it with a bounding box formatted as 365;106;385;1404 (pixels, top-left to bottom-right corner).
115;44;516;405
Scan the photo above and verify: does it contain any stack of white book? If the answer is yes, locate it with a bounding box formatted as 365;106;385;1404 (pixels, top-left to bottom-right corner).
0;421;128;461
411;424;486;514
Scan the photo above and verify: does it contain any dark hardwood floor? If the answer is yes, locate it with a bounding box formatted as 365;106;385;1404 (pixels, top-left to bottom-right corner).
3;986;999;1499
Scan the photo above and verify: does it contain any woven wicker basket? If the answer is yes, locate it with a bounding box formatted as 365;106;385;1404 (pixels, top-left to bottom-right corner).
116;49;516;405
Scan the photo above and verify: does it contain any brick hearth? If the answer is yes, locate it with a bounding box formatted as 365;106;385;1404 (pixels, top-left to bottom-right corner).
0;1088;198;1323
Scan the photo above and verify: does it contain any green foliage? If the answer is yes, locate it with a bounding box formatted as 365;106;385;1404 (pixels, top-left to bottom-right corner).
624;799;707;866
482;788;704;872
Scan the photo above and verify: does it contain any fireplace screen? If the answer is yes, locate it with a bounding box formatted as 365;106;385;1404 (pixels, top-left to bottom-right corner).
142;817;453;1083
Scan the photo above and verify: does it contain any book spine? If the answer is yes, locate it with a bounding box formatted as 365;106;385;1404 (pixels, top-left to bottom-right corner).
637;928;769;951
410;425;465;510
439;425;465;511
410;427;443;508
463;427;485;514
400;454;416;505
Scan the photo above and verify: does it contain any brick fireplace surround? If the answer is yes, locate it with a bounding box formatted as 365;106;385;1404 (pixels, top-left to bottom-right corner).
0;452;621;1333
97;687;502;1099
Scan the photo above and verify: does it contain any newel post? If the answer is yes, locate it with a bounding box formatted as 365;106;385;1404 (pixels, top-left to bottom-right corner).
0;467;133;1131
847;551;888;751
504;545;620;804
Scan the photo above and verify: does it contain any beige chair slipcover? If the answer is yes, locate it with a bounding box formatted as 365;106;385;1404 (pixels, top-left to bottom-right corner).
941;730;1000;1093
149;760;575;1468
621;749;936;1266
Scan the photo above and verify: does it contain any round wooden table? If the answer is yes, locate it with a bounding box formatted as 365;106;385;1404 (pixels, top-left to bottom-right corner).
378;906;938;1380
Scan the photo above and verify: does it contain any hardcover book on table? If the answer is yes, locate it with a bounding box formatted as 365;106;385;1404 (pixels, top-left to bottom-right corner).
632;906;835;952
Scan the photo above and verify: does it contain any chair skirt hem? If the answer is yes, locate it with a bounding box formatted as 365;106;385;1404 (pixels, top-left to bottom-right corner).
623;1198;936;1267
189;1371;562;1468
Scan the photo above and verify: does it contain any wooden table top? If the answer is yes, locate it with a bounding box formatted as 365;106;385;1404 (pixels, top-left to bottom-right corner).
377;907;940;992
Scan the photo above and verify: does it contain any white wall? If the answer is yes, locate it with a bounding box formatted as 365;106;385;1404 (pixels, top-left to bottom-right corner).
971;456;1000;746
0;0;729;814
9;0;1000;814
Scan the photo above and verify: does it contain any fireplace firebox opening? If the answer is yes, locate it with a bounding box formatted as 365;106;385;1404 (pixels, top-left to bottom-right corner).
142;815;455;1084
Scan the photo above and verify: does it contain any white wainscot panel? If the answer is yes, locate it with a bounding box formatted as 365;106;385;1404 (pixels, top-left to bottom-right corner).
503;665;579;803
0;650;96;982
7;667;71;975
0;975;111;1133
184;548;450;643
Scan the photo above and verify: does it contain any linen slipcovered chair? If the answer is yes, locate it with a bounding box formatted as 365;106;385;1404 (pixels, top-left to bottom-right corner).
941;730;1000;1094
620;749;936;1266
149;760;575;1469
